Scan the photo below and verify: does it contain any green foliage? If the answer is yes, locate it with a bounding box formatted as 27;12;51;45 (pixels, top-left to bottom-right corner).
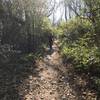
59;18;100;71
21;53;35;63
59;18;92;44
61;43;100;69
41;17;52;31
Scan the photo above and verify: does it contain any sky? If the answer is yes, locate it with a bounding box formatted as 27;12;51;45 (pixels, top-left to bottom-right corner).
49;0;65;23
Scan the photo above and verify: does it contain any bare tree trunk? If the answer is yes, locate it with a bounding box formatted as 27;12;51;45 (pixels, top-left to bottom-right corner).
64;1;67;21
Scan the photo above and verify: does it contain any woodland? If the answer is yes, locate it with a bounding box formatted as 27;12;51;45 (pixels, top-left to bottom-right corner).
0;0;100;100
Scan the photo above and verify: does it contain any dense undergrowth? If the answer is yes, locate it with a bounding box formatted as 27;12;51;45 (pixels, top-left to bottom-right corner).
57;18;100;93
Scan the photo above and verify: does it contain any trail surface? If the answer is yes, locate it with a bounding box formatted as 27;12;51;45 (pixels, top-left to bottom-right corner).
21;41;97;100
23;42;77;100
0;40;97;100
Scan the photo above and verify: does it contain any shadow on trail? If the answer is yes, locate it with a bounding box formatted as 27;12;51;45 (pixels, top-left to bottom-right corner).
62;62;100;100
43;45;99;99
0;41;99;100
0;54;40;100
0;42;56;100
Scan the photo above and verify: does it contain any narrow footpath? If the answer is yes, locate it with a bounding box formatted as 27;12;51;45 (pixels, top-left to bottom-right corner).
20;41;97;100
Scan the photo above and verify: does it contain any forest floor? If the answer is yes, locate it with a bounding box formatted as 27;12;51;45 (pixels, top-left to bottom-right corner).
0;40;99;100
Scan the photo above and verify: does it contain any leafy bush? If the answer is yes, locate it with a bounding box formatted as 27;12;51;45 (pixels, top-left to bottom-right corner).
59;18;92;43
61;43;100;70
0;44;22;64
59;18;100;71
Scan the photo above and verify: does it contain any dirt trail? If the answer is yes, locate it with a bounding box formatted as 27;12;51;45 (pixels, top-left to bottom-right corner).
21;41;97;100
0;40;98;100
20;41;77;100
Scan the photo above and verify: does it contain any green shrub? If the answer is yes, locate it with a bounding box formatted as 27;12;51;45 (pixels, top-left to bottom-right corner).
61;43;100;70
59;18;100;71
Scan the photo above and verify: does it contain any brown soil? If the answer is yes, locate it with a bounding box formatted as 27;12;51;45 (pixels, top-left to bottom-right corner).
0;40;98;100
